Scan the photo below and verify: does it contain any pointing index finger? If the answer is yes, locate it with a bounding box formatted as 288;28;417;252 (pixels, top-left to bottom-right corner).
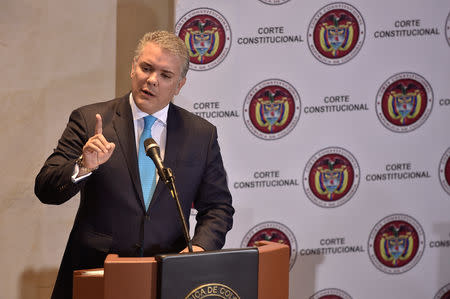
95;114;102;135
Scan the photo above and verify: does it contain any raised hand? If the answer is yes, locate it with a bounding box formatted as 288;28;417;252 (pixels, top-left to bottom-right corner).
81;114;115;172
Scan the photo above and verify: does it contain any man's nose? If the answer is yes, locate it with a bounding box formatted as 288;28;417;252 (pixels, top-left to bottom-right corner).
147;72;158;86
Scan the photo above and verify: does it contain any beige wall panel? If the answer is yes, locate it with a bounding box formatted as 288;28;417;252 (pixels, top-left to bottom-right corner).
1;0;174;297
0;0;116;298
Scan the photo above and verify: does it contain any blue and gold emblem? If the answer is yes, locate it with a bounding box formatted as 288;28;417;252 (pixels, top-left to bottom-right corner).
314;158;349;201
176;8;231;71
376;72;433;133
303;147;360;208
379;225;414;266
308;3;365;65
368;214;425;274
387;83;422;125
185;19;220;64
244;79;301;140
319;14;354;57
254;90;290;133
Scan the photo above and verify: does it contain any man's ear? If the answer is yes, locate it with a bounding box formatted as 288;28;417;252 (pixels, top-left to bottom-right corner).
175;77;187;95
130;61;136;78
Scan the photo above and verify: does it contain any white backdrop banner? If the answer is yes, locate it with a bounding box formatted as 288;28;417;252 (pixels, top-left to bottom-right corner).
174;1;450;298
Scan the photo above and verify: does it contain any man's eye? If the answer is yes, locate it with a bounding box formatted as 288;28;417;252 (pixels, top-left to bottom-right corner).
162;73;171;79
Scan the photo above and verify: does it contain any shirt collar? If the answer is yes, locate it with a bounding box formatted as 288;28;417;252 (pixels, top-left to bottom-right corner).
129;92;168;125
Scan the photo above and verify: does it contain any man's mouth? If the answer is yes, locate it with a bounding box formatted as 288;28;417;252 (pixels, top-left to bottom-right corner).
141;89;155;97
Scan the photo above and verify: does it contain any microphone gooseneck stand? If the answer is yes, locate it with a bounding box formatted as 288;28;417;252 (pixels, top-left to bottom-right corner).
143;138;193;253
162;167;193;253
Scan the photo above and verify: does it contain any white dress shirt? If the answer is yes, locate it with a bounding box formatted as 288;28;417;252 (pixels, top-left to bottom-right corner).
129;93;168;161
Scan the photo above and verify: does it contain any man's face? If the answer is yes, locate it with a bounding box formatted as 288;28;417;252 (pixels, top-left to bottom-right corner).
131;42;186;114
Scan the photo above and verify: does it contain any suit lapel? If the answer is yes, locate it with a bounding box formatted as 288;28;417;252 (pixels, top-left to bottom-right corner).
112;94;146;210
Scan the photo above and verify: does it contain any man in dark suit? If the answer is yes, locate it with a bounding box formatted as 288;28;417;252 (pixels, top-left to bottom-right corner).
34;31;234;299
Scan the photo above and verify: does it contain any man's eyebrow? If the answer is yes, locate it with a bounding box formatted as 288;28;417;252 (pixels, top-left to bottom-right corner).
162;69;175;75
140;61;175;75
160;67;176;75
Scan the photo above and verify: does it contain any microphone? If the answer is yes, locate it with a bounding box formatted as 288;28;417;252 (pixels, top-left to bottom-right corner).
144;138;170;183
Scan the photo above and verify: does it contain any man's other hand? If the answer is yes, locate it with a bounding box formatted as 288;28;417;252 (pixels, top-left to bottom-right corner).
180;245;205;253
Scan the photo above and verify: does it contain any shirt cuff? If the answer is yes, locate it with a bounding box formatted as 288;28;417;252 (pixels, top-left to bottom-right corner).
71;163;92;183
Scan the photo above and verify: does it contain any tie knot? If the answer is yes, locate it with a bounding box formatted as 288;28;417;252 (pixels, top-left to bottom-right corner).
143;115;157;130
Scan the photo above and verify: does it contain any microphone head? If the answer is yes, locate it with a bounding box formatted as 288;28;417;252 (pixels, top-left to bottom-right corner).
144;137;157;148
144;138;160;155
144;138;170;183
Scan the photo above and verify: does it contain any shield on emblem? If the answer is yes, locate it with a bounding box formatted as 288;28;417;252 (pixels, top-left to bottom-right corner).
321;170;343;193
261;102;283;126
326;27;348;50
192;33;213;56
393;94;416;119
387;237;407;261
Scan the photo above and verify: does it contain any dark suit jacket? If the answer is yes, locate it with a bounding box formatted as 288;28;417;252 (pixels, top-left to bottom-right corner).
34;93;234;299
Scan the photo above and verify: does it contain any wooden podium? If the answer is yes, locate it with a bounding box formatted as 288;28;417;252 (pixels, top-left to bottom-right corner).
73;241;289;299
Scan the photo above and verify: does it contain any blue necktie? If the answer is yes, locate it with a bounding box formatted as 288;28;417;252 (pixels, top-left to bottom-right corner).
138;115;157;210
